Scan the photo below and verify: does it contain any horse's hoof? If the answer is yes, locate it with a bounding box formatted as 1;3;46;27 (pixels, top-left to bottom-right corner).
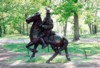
67;58;71;61
59;52;61;55
29;57;32;61
57;50;61;55
33;49;38;53
42;47;45;49
42;46;47;49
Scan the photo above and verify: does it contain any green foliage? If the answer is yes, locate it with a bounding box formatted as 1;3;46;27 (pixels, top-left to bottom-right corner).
0;0;99;35
53;0;82;23
85;14;94;24
0;0;52;35
84;0;100;25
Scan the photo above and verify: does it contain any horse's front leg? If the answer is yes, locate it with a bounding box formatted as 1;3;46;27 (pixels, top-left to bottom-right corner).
30;44;38;60
46;52;58;63
26;42;34;55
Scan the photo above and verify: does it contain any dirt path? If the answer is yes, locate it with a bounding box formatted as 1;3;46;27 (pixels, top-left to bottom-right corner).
0;38;100;68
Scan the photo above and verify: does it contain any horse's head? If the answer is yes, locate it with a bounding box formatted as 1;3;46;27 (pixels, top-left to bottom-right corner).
26;12;41;24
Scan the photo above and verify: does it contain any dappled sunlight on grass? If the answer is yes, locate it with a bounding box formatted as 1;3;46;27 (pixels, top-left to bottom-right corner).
68;43;100;55
66;34;100;40
26;57;46;63
11;60;22;66
3;42;100;56
1;34;100;40
80;34;100;38
6;54;68;63
0;34;29;39
3;44;27;54
2;42;100;63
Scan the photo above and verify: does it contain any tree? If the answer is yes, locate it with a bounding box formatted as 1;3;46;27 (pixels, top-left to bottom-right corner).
84;0;100;34
53;0;82;41
0;0;53;36
0;0;12;36
0;26;2;37
73;11;80;41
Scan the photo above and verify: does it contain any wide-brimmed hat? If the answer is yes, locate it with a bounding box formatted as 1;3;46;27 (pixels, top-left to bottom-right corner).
34;12;41;15
46;8;51;13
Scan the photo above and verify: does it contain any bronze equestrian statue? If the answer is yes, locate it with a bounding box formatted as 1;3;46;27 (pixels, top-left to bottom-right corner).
26;9;71;63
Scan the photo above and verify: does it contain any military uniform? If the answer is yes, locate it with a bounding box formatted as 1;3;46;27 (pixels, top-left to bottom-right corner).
40;8;55;48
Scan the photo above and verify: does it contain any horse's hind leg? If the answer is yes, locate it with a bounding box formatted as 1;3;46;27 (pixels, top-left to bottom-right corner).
64;46;71;61
46;52;58;63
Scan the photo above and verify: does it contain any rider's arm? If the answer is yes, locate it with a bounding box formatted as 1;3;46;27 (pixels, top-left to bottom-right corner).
42;24;53;30
42;19;53;30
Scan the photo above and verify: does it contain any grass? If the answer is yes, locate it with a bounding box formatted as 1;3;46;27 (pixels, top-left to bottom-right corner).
3;43;53;54
3;43;68;63
80;34;100;38
6;54;68;64
2;42;100;63
0;34;29;39
68;43;100;55
1;34;100;63
67;34;100;39
3;43;100;55
1;34;100;40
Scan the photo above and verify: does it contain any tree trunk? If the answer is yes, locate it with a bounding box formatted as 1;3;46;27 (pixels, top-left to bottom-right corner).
26;24;29;35
92;24;97;34
3;25;6;35
22;22;25;35
0;26;2;37
73;12;80;41
94;25;97;34
88;23;92;34
93;7;98;34
92;24;94;34
25;13;28;35
63;23;67;37
19;22;22;34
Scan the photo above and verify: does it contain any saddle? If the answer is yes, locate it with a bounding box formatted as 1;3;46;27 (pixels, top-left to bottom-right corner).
41;30;55;42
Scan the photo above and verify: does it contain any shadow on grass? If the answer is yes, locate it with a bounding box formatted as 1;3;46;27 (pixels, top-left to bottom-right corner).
68;43;100;55
3;42;100;63
6;54;69;64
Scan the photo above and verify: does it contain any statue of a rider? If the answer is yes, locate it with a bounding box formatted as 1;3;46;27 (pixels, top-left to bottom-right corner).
40;8;55;49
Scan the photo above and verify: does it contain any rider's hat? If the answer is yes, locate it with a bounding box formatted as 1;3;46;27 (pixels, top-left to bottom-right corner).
35;12;41;16
46;8;51;13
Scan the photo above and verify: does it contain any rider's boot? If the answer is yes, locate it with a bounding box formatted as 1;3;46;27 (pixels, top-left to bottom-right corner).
40;38;47;49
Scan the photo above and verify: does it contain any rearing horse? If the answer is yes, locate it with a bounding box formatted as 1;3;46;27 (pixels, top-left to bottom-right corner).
26;12;71;63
